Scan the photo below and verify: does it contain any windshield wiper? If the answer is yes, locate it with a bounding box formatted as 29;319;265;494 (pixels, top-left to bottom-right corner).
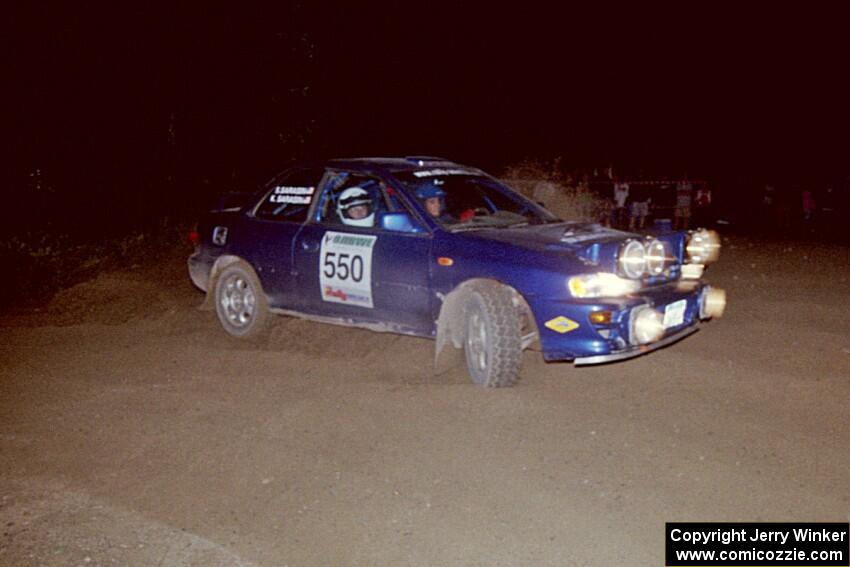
448;224;493;233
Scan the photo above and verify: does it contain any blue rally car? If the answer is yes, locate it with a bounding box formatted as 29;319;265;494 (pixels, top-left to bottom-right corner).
188;157;726;387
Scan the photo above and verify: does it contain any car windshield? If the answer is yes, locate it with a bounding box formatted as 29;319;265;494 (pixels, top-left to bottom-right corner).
395;171;559;230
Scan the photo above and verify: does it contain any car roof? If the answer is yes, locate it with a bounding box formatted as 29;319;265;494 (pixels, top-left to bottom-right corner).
324;156;474;175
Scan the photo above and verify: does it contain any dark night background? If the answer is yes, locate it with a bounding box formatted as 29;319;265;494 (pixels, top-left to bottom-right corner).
7;3;849;236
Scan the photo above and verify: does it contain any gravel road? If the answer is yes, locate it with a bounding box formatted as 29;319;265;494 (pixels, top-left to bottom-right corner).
1;236;847;566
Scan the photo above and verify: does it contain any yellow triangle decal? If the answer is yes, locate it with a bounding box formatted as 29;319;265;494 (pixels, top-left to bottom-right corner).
544;316;580;334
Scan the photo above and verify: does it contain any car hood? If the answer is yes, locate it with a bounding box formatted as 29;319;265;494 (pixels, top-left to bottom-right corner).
448;221;684;278
457;222;632;254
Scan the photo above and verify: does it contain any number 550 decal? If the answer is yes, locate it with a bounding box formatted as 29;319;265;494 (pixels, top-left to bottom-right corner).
319;231;377;308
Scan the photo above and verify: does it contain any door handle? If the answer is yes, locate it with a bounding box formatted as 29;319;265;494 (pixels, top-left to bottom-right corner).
301;239;319;252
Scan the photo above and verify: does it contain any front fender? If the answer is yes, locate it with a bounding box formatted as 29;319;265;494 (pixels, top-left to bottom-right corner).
434;279;538;372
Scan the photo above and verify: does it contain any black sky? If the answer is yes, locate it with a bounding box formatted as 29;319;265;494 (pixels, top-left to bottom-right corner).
8;3;849;214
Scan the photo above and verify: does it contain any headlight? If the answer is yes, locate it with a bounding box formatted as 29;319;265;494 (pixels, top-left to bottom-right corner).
645;239;667;275
619;240;646;278
686;229;720;264
568;273;641;298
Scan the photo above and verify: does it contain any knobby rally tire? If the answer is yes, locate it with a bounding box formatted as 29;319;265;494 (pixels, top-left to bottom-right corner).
214;262;269;340
463;285;523;387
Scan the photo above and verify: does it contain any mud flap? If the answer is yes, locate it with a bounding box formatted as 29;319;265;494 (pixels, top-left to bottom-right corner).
198;255;241;311
199;291;215;311
434;288;467;374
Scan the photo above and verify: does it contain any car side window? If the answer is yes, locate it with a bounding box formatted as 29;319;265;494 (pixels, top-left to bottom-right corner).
316;171;390;228
254;167;324;222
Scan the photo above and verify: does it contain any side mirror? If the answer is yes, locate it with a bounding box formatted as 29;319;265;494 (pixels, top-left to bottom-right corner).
378;211;424;233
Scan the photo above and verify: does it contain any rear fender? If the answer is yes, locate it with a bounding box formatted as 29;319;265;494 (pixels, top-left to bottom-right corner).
199;255;245;310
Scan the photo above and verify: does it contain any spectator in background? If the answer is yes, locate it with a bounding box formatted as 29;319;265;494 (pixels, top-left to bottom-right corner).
578;172;590;193
760;183;777;231
629;182;651;231
801;189;816;223
674;175;693;230
693;182;712;227
818;185;840;237
762;184;776;208
598;194;613;227
773;187;793;230
820;185;836;215
612;176;629;228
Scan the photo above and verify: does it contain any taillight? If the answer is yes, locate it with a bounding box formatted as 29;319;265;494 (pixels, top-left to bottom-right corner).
188;230;200;247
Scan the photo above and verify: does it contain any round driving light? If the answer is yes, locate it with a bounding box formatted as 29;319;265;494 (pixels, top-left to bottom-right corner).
645;239;667;275
700;286;727;319
686;229;721;264
619;240;646;279
632;307;664;345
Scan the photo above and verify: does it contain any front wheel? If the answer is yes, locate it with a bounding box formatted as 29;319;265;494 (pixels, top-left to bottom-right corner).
214;262;269;339
463;285;523;387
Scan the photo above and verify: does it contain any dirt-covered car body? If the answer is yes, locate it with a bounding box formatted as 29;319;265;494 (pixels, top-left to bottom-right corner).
189;157;724;386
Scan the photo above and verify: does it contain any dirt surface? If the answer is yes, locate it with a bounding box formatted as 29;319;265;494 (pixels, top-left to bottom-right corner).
1;236;848;566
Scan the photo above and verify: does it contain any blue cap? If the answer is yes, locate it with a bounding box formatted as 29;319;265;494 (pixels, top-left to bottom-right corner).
415;182;445;199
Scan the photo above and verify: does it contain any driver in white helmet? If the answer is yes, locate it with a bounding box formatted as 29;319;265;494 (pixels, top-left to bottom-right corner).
336;187;375;227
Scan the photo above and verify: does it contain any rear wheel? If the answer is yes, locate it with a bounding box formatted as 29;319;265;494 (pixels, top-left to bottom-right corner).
214;262;269;339
463;285;522;387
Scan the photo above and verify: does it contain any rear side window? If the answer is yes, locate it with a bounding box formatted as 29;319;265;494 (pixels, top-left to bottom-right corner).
254;167;325;222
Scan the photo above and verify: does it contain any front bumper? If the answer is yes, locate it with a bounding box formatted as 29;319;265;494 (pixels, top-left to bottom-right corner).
573;325;699;365
531;281;723;363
